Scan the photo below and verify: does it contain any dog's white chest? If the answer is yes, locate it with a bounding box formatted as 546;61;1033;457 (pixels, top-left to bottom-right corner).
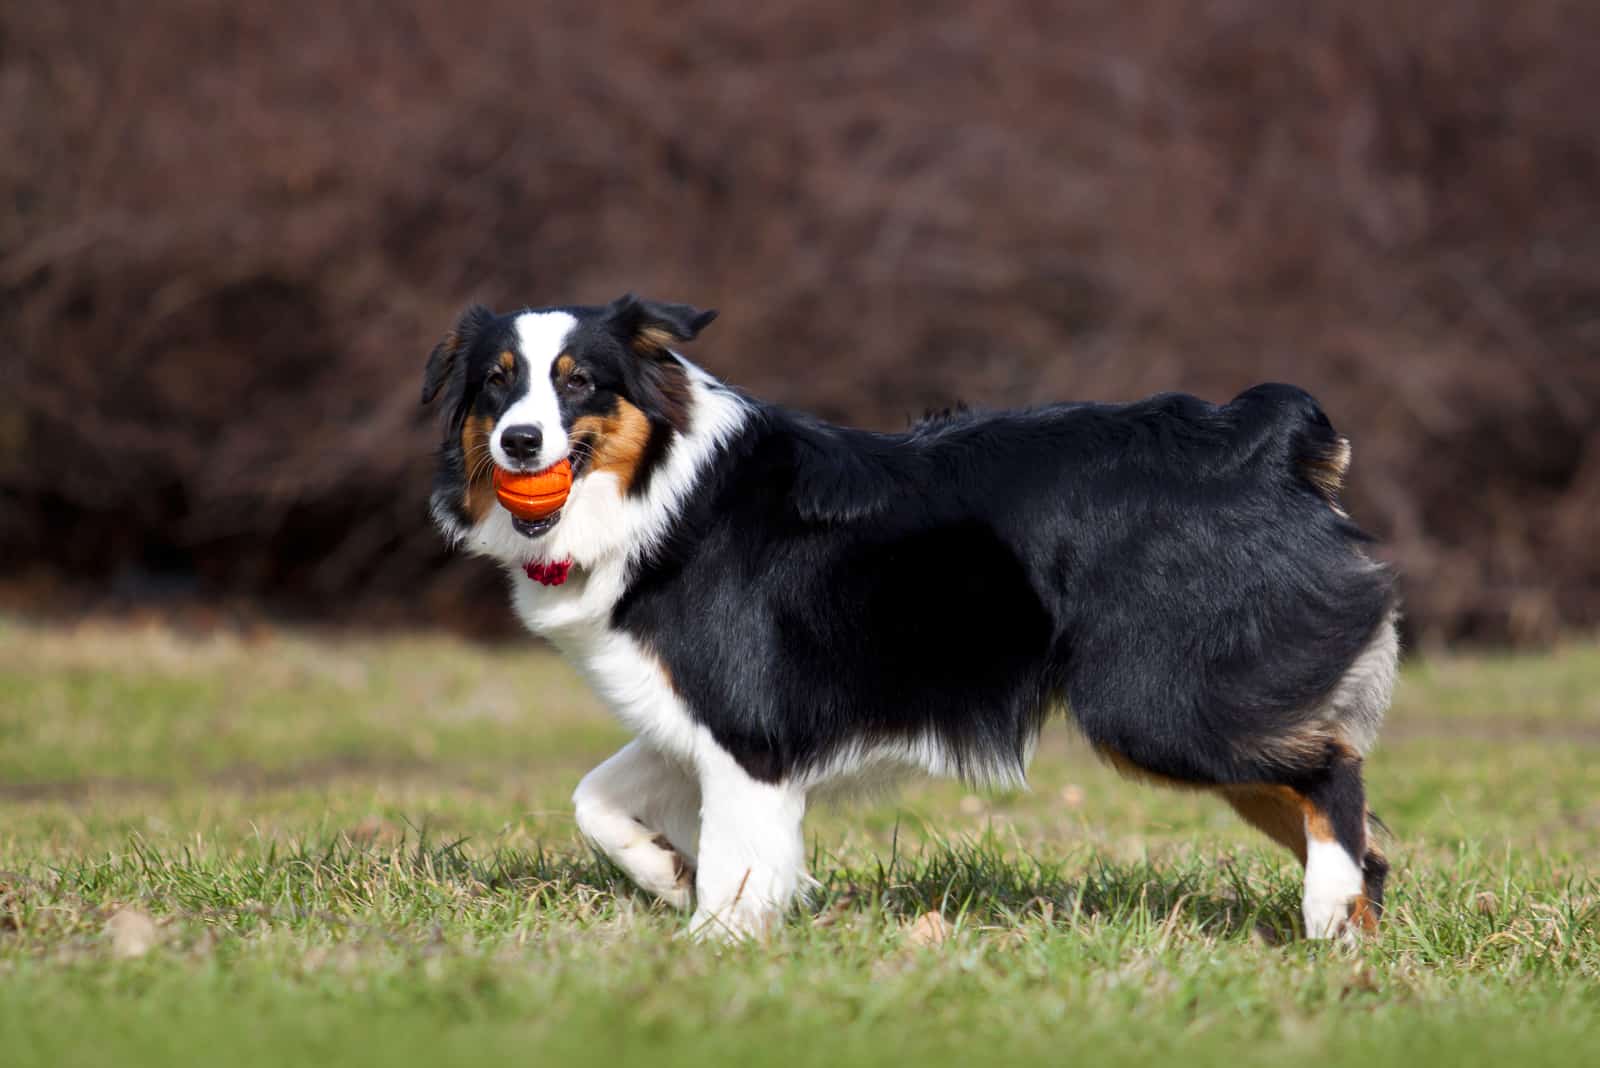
511;570;702;763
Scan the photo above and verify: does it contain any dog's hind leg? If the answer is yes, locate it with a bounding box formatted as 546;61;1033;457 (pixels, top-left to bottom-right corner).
572;739;701;910
1100;737;1386;939
1223;754;1384;939
1297;752;1383;938
1229;610;1397;937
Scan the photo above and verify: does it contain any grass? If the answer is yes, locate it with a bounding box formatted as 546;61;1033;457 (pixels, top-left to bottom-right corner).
2;617;1598;1066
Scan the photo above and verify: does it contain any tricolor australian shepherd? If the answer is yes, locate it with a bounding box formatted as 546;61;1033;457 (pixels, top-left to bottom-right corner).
424;295;1398;942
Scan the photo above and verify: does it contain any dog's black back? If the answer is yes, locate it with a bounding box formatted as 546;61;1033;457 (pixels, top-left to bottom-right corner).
616;382;1394;788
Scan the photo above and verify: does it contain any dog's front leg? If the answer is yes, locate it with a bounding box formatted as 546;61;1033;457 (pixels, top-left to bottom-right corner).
573;740;701;910
689;743;808;942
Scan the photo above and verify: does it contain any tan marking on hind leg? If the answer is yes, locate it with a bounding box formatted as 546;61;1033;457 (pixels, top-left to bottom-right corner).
1222;784;1381;940
1222;785;1309;865
1095;744;1383;939
1297;793;1371;941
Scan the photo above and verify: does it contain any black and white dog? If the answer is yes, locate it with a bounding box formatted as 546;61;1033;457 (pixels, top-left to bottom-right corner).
424;295;1398;941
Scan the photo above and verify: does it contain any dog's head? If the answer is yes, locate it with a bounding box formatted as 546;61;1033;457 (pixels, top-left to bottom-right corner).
422;294;717;546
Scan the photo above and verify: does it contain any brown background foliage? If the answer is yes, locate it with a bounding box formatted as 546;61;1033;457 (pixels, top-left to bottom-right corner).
3;1;1598;644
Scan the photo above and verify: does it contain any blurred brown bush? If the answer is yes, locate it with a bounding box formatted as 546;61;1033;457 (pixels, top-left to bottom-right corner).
3;0;1597;643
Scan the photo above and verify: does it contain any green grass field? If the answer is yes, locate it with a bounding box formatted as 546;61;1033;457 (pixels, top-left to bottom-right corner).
2;618;1597;1066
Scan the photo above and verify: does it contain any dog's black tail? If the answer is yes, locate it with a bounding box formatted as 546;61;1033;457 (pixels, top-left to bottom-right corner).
1294;426;1352;515
1233;383;1353;516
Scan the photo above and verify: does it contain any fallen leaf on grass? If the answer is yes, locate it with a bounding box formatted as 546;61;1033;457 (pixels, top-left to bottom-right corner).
348;817;402;846
906;911;953;947
302;944;362;974
1251;923;1286;947
106;907;160;958
812;891;858;930
1341;963;1380;997
0;870;44;931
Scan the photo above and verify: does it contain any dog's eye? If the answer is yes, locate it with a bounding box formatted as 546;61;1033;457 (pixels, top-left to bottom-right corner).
566;369;591;391
486;367;509;388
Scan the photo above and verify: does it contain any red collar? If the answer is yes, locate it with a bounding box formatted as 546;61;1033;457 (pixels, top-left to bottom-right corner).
524;559;573;586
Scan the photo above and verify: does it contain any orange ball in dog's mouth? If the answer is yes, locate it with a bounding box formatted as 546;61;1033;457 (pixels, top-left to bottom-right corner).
493;459;573;524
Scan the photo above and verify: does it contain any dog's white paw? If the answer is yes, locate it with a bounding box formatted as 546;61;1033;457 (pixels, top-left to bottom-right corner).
1302;836;1368;941
1302;891;1360;941
688;898;782;943
612;831;696;911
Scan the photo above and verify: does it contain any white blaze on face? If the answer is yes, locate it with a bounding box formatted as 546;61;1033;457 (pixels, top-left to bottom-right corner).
490;311;577;472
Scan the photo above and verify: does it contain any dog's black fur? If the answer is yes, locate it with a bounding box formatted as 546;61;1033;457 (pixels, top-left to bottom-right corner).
619;384;1393;787
425;296;1399;935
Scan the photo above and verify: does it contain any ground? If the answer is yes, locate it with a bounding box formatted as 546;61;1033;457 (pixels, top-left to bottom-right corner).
1;619;1597;1066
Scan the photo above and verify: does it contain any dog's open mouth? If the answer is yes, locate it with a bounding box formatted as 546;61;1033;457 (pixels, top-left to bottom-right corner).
511;511;561;538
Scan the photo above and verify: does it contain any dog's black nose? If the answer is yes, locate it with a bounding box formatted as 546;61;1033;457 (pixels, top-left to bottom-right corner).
500;425;543;464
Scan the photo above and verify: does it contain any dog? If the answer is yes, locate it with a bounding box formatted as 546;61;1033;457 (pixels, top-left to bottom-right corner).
423;294;1398;941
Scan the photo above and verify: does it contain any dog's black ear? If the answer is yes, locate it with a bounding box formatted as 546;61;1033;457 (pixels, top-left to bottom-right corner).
422;304;495;404
605;293;718;357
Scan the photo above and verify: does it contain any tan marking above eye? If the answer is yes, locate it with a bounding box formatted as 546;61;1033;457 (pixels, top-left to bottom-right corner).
498;351;517;373
554;354;576;378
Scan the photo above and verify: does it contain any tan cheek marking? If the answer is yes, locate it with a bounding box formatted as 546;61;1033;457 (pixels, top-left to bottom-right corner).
460;414;497;523
569;398;653;494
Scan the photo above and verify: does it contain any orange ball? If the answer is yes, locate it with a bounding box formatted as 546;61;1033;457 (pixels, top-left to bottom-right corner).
493;459;573;520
